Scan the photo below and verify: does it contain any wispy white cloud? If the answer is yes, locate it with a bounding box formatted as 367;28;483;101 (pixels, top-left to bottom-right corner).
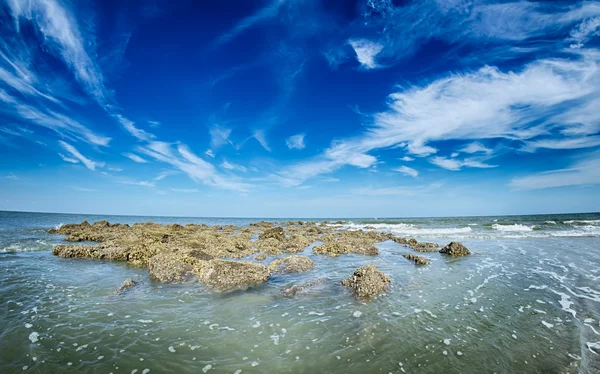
58;141;102;171
457;142;493;155
394;165;419;178
154;170;177;181
215;0;287;46
205;149;215;158
286;133;305;150
137;141;250;191
275;51;600;185
399;156;414;162
253;129;271;151
123;153;148;163
72;186;95;192
348;39;383;69
4;172;18;180
221;160;247;173
58;153;78;163
148;120;161;127
209;125;232;150
510;150;600;190
113;114;155;141
430;156;497;171
121;180;155;188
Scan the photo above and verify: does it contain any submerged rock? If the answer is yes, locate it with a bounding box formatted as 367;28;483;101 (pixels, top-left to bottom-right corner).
114;278;138;294
282;278;325;297
439;241;471;256
341;265;391;299
402;254;430;265
195;260;270;291
147;253;194;283
268;255;314;274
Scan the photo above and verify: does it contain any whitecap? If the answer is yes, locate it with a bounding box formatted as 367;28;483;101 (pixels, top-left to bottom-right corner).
202;364;212;373
28;332;39;343
353;311;362;318
541;321;554;328
492;224;533;232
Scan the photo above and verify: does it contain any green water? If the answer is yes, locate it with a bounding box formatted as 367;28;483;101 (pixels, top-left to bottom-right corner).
1;211;600;373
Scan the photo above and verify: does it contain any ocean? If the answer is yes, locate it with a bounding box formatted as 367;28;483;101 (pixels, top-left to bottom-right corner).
1;210;599;373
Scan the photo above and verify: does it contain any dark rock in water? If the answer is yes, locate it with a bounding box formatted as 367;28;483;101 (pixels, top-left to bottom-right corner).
402;254;430;265
439;241;471;256
259;227;285;241
114;278;137;294
341;265;391;300
392;236;408;245
147;253;194;283
195;260;270;292
408;238;418;246
268;255;314;274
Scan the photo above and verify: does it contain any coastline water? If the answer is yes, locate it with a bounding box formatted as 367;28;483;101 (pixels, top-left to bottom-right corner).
1;211;600;373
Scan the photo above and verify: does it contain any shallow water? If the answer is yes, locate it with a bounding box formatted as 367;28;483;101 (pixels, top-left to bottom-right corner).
1;211;600;373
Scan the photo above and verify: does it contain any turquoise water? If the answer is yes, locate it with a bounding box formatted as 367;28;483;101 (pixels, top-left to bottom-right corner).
1;211;600;373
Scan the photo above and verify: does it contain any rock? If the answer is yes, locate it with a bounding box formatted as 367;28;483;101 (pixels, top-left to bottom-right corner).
402;254;430;265
392;236;408;245
268;256;314;274
147;253;194;283
313;242;379;257
341;265;391;299
408;238;418;246
114;278;138;293
93;220;110;228
439;241;471;256
259;227;285;241
195;260;270;291
410;241;439;253
282;278;325;297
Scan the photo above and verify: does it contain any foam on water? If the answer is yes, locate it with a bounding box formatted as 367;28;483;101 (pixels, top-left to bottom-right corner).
492;223;534;232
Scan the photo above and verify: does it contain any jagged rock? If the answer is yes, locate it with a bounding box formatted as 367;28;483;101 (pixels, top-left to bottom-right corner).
410;241;439;253
114;278;138;293
392;236;408;245
408;238;418;246
147;253;194;283
93;220;110;228
341;265;391;300
259;227;285;241
439;241;471;256
268;256;314;274
313;242;378;256
402;254;430;265
195;260;269;291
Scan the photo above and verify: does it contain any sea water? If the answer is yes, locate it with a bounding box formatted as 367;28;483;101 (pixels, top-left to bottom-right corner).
1;211;599;373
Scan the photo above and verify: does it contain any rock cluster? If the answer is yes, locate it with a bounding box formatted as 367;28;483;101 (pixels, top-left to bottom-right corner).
49;220;470;299
341;265;391;299
439;241;471;256
402;253;430;265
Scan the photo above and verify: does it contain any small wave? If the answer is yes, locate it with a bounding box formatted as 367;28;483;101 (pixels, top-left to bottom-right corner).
492;224;534;232
342;223;473;236
564;220;600;225
545;221;556;225
54;223;64;230
1;239;49;253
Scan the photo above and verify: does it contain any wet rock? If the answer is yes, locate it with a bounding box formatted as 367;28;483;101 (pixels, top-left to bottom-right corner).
312;242;378;256
259;227;285;241
391;236;408;245
439;241;471;256
195;260;270;292
341;265;391;300
410;241;439;253
282;278;325;297
93;220;110;228
402;254;430;265
408;238;418;247
268;255;314;274
114;278;138;294
147;253;194;283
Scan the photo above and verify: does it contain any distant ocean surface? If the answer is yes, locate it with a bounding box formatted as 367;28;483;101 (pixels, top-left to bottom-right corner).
1;210;600;373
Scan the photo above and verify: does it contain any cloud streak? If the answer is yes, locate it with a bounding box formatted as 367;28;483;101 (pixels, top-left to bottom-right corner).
58;141;102;171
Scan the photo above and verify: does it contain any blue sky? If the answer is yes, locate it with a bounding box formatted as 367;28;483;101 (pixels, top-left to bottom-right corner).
1;0;600;218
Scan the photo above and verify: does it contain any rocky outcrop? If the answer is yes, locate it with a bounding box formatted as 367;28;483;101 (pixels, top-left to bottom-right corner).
402;254;430;265
259;227;285;241
268;255;314;274
410;241;439;253
147;253;194;283
114;278;138;294
341;265;391;299
195;260;270;292
439;241;471;256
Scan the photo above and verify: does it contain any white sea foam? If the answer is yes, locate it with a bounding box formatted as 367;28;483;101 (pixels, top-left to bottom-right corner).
342;223;473;236
564;220;600;225
492;224;534;232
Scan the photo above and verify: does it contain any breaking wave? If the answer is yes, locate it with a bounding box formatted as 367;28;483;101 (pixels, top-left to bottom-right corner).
1;239;50;253
492;224;535;232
